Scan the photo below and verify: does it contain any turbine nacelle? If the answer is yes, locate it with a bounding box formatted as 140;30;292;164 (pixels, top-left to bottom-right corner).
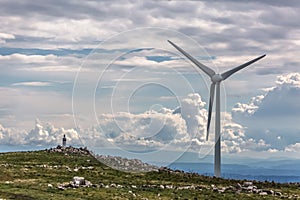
211;74;223;83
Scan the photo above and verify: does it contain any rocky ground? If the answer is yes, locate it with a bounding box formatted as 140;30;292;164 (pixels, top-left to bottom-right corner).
47;145;91;156
50;146;298;198
48;145;159;172
57;175;287;197
0;146;299;199
96;154;159;172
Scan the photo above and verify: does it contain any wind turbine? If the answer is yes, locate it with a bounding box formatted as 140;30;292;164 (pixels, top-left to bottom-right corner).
168;40;266;177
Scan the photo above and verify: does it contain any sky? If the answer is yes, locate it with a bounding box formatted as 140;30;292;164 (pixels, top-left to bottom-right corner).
0;0;300;165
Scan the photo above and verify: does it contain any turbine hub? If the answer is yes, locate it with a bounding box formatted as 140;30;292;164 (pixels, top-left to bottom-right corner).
211;74;223;83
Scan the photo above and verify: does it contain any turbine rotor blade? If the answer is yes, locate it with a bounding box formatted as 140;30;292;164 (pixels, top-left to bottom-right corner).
221;54;266;80
168;40;215;78
206;83;215;141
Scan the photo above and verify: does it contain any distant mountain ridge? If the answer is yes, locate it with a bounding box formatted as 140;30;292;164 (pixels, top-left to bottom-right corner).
168;162;300;183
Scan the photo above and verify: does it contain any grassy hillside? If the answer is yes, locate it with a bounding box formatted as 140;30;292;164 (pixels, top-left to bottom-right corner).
0;147;299;200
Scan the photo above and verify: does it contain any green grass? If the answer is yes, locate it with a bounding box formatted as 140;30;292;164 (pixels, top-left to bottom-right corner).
0;149;299;199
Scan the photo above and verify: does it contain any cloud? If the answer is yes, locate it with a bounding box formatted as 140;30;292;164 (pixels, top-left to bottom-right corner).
0;0;299;161
25;119;81;146
232;73;300;150
232;95;264;121
0;119;81;146
276;73;300;87
0;0;297;64
0;32;15;44
12;82;52;87
221;118;271;154
0;93;207;151
0;53;80;70
0;91;276;157
259;5;300;28
104;47;206;80
0;32;15;39
90;92;271;155
0;53;58;63
20;65;80;72
0;87;74;131
0;53;81;83
0;123;27;145
0;1;298;83
84;93;208;152
232;73;300;120
284;143;300;153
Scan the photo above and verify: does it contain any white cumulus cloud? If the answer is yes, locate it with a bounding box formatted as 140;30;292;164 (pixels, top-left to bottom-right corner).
232;73;300;150
0;119;81;146
284;143;300;153
0;123;27;145
0;92;274;155
83;93;207;152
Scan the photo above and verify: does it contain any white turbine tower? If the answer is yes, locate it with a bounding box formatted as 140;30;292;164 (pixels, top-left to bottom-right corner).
168;40;266;177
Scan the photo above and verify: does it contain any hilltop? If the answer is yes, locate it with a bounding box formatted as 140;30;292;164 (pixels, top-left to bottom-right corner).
0;146;299;200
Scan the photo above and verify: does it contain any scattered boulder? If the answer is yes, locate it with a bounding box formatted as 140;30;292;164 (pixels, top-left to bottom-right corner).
96;155;158;172
57;176;92;190
208;181;282;196
262;189;274;195
158;167;170;173
57;185;65;190
72;176;85;186
211;184;219;192
47;146;91;156
259;192;268;196
54;177;286;198
4;181;13;184
275;191;282;196
243;181;253;187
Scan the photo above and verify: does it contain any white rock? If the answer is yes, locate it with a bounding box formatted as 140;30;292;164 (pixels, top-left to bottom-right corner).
72;176;85;186
243;182;253;187
165;185;173;189
247;186;254;191
5;181;13;184
110;183;116;188
275;192;282;196
259;192;268;196
85;180;92;187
